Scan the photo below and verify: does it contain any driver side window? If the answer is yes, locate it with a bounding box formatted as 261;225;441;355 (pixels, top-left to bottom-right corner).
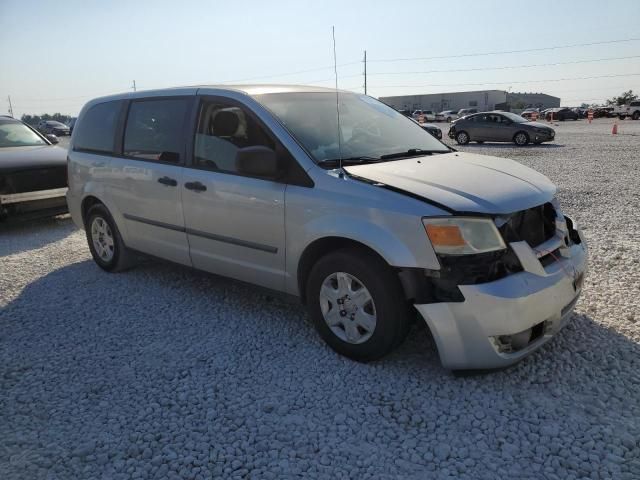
194;101;275;174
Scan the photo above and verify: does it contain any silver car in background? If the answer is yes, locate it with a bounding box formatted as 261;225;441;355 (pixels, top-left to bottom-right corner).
449;111;556;146
437;110;459;123
67;85;587;370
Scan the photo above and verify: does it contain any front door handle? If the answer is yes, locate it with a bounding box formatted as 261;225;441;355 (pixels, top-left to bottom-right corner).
185;181;207;192
158;176;178;187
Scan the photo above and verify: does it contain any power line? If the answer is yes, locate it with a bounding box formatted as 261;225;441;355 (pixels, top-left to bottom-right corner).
216;61;361;84
366;55;640;76
305;53;640;83
368;37;640;63
368;72;640;90
10;35;640;109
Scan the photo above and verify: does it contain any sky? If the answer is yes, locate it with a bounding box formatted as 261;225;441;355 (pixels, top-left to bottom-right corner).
1;0;639;117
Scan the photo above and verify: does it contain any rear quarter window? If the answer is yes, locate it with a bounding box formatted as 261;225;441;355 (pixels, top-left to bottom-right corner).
74;101;122;154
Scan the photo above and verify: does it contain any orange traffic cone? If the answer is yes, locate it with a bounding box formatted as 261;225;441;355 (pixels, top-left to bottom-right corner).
612;121;618;135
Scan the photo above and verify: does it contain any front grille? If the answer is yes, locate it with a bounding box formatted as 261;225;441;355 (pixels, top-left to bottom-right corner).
498;202;556;248
3;167;67;194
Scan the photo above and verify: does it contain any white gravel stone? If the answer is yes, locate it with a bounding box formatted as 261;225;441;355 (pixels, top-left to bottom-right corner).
1;119;639;479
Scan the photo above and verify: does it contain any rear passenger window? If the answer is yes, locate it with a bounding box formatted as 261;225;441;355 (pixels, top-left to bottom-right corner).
74;101;121;153
194;101;275;174
124;98;189;163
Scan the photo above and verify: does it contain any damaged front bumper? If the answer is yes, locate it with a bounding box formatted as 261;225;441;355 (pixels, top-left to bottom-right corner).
415;216;588;370
0;187;68;220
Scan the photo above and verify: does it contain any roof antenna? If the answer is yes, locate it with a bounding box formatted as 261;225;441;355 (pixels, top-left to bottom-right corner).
332;26;344;178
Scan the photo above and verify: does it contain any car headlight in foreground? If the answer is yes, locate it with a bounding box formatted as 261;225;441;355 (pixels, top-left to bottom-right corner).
423;217;506;255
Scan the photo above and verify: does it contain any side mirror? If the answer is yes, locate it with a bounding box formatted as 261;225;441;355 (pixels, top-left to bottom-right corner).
45;134;59;144
235;146;279;178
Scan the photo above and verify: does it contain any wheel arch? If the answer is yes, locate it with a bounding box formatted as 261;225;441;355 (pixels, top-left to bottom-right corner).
81;195;105;226
297;237;391;304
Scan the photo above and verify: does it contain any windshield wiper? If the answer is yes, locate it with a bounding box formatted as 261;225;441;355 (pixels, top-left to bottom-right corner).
379;148;445;160
317;156;381;168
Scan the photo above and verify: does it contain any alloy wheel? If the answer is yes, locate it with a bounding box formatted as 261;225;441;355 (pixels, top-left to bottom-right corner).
515;133;528;145
456;132;469;144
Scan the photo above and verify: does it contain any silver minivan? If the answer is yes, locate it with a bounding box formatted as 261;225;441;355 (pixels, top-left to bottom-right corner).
67;85;587;370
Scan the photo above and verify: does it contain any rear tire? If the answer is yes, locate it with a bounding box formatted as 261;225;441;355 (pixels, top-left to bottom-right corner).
85;204;135;272
455;131;470;145
513;131;530;146
633;111;639;120
305;248;410;362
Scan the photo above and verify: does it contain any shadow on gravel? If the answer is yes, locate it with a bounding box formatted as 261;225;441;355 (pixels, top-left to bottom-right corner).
2;258;639;478
0;215;77;257
3;256;639;387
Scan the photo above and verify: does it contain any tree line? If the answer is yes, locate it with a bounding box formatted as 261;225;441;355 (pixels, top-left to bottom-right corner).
20;113;73;126
606;90;637;106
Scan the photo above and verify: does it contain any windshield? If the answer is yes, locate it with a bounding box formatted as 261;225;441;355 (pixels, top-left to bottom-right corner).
254;92;449;163
47;121;67;127
500;112;528;123
0;120;47;147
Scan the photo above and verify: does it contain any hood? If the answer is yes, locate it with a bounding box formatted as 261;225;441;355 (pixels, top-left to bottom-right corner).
344;151;556;214
0;145;67;172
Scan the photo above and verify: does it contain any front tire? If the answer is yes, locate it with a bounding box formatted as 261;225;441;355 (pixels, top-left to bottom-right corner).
633;111;639;120
306;249;410;362
455;131;470;145
85;204;135;272
514;131;530;146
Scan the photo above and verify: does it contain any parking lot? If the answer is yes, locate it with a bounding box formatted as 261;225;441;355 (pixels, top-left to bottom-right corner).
1;118;639;479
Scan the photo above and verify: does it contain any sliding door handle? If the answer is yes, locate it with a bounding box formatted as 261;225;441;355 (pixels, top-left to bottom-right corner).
185;181;207;192
157;176;178;187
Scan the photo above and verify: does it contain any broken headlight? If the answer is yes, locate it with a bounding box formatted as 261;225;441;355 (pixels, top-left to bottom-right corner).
422;217;506;255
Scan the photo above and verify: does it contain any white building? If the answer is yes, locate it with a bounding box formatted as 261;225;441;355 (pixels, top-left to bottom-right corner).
379;90;560;113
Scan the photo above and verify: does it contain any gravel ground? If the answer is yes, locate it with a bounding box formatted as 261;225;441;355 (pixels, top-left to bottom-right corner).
1;118;639;479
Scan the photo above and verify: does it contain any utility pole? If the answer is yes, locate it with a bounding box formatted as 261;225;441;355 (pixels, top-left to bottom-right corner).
132;80;137;92
7;95;13;117
363;50;367;95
